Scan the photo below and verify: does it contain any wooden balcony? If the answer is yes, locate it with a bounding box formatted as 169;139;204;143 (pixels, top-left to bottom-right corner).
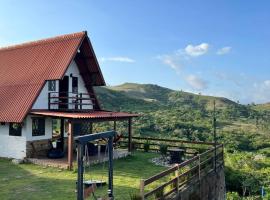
48;92;95;111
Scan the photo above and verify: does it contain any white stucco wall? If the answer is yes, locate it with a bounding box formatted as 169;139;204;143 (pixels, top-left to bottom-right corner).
32;60;93;110
32;81;59;110
0;115;54;159
0;122;26;159
65;60;92;110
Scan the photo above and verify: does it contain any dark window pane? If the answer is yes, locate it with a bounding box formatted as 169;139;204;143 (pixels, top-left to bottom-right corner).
72;77;78;93
48;80;56;91
32;118;45;136
9;123;22;136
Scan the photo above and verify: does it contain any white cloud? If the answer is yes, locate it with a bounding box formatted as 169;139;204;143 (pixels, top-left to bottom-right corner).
216;46;231;55
185;43;209;57
263;80;270;87
100;57;135;63
185;75;208;90
157;54;184;72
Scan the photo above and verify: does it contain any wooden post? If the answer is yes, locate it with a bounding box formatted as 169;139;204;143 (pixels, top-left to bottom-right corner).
113;120;116;131
60;118;65;151
108;136;114;199
128;118;132;152
77;143;84;200
198;155;201;181
89;122;93;134
175;164;179;195
79;93;82;110
48;92;51;110
68;120;74;170
140;179;145;200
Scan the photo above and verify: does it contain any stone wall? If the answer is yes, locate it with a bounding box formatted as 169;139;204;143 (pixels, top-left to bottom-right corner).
26;138;69;158
173;166;225;200
26;139;52;158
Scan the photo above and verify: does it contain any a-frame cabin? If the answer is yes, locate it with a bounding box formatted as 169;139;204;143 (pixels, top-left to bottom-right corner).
0;31;137;169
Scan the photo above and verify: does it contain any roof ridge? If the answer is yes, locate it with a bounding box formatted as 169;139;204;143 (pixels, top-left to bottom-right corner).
0;31;86;52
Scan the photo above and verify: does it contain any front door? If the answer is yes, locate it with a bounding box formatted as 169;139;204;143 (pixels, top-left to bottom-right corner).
59;76;69;109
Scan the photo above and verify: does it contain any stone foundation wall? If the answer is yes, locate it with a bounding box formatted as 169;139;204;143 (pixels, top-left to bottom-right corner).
26;138;70;158
26;139;52;158
173;166;225;200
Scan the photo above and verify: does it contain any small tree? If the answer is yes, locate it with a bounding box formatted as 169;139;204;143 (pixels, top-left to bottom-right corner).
159;144;168;158
143;140;150;152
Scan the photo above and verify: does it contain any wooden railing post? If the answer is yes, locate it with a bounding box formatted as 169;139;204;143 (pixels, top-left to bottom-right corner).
175;164;179;195
140;179;145;200
79;93;82;110
213;147;216;172
48;92;51;110
198;155;201;181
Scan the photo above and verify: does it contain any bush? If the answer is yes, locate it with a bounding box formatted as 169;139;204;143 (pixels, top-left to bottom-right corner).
226;192;240;200
129;192;142;200
159;144;168;157
131;142;138;150
143;140;150;152
155;189;164;200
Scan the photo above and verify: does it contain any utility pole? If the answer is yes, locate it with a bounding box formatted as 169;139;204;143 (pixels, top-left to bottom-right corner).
213;100;217;200
213;100;217;172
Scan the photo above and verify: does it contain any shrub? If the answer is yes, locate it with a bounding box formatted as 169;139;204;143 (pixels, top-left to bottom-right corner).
129;192;141;200
155;189;164;200
159;144;168;157
143;140;150;152
226;192;240;200
131;142;138;150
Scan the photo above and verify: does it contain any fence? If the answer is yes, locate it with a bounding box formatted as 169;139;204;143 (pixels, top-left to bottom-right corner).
139;143;224;199
120;136;216;157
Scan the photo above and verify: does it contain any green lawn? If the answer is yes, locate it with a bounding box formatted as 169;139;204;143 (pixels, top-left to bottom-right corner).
0;152;165;200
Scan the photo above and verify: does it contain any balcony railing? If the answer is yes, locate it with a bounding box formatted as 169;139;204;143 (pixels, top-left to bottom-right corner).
48;92;95;111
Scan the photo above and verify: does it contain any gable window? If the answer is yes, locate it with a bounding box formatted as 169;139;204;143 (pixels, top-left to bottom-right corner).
32;118;45;136
9;123;22;136
48;80;56;91
72;77;78;93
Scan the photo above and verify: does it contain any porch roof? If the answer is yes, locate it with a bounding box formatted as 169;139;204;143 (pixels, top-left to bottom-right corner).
30;110;139;120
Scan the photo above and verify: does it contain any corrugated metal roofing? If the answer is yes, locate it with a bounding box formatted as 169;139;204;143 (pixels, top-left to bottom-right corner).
0;32;88;122
30;110;139;119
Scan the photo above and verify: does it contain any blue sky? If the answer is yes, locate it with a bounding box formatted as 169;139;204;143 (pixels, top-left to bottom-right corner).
0;0;270;104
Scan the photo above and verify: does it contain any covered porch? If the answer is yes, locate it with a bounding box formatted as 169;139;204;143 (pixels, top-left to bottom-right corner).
29;110;139;170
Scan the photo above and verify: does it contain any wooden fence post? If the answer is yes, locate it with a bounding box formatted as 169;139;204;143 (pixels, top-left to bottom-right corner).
212;147;217;171
140;179;145;200
175;164;179;195
198;155;201;181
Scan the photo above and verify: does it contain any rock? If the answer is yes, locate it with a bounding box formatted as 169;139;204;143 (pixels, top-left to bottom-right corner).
149;156;173;167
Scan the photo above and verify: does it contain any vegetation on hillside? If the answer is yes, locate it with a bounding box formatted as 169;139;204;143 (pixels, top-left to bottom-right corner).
94;83;270;199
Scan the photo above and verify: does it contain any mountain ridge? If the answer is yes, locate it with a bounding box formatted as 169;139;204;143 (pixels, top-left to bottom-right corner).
94;82;239;111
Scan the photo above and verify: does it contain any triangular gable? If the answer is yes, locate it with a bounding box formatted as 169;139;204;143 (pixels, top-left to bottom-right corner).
0;31;105;122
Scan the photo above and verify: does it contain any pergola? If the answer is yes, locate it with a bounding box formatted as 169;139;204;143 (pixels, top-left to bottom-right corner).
31;110;139;169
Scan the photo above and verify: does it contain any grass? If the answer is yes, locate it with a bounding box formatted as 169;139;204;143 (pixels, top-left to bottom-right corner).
0;151;165;200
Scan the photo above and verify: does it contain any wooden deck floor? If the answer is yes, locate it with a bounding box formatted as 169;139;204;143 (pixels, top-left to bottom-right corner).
28;149;130;169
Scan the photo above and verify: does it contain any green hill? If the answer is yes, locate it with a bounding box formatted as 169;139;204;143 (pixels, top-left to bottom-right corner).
253;102;270;111
95;82;238;112
94;82;267;141
94;83;270;197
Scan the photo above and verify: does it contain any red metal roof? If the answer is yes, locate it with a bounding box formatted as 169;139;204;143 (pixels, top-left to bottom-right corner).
30;110;139;119
0;32;105;122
